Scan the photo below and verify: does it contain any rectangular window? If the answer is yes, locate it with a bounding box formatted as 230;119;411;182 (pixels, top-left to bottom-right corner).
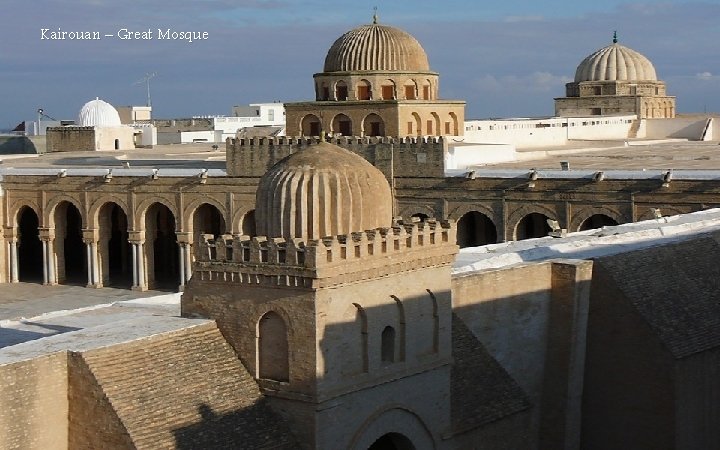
336;85;348;101
408;122;413;134
427;120;433;134
268;110;274;121
322;87;330;100
423;85;430;99
445;122;451;134
357;85;370;100
405;85;416;100
382;85;394;100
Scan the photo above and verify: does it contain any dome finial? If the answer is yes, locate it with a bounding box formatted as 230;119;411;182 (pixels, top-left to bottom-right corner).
613;30;618;44
372;6;378;24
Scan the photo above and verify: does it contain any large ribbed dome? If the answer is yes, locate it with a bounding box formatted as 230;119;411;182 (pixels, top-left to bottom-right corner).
575;42;657;82
77;98;122;127
255;142;393;241
323;23;430;72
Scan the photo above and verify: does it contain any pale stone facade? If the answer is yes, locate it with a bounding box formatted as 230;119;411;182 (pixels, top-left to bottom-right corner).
285;18;465;138
555;36;676;118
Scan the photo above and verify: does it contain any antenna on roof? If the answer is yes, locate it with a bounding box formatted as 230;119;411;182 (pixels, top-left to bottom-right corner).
133;72;157;107
373;6;378;24
613;30;618;44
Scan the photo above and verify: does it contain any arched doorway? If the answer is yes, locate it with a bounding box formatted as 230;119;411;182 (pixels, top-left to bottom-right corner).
332;113;352;136
192;203;225;259
515;212;552;240
98;202;131;287
146;203;179;290
578;214;618;231
456;211;497;248
363;113;385;137
55;202;85;284
301;114;321;137
17;206;43;282
368;433;416;450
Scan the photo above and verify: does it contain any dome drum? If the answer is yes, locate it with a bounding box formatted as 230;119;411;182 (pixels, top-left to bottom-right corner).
314;72;438;102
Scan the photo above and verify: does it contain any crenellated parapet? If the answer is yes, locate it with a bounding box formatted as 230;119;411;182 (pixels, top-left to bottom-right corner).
193;218;457;289
225;135;447;179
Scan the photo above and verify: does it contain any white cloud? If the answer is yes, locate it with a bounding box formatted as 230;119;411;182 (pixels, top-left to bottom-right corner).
696;71;714;80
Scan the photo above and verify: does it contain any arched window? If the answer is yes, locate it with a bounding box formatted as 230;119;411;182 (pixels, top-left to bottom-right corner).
258;311;289;382
335;80;348;101
357;79;372;100
301;114;321;137
241;209;256;236
381;326;396;364
331;113;352;136
381;80;396;100
363;113;385;137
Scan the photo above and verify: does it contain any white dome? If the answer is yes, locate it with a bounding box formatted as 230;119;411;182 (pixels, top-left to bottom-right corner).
77;98;122;127
574;42;657;82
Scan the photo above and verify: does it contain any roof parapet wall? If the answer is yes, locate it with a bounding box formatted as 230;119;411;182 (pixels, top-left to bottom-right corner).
194;218;457;289
226;136;447;179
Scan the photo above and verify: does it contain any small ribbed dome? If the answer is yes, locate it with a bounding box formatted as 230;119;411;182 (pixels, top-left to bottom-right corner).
255;142;393;241
575;42;657;82
324;23;430;72
77;98;122;127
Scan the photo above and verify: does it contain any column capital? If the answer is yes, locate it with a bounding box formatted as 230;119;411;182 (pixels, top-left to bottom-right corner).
128;230;144;243
3;226;18;240
82;228;99;242
176;232;193;244
39;228;55;240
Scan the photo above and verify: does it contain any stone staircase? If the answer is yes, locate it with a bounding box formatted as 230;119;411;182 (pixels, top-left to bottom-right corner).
69;321;297;449
627;119;641;139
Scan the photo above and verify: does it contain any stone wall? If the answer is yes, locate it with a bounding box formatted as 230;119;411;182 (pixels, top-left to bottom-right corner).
0;353;68;450
46;127;96;152
225;136;448;179
452;260;592;450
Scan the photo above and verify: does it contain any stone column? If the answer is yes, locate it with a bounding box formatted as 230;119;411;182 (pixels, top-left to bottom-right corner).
8;239;19;283
82;229;102;288
39;228;57;286
129;231;147;291
176;232;193;289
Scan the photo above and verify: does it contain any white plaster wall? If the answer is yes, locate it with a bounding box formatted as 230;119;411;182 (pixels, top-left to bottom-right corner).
644;117;713;140
463;115;635;148
446;143;517;169
464;118;568;148
133;125;157;146
565;116;635;140
94;127;135;151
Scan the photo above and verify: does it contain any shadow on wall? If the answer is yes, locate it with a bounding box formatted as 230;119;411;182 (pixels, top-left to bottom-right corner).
0;322;81;348
173;401;295;450
0;136;42;154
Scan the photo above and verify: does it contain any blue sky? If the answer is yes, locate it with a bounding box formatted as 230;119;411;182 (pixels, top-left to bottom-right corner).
1;0;719;129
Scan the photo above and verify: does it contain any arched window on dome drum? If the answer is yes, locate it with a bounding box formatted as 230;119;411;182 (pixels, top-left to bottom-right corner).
335;80;348;101
381;80;396;100
422;80;432;100
404;80;417;100
357;79;372;100
257;311;290;382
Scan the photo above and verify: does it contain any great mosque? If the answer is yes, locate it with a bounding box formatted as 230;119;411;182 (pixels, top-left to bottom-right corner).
1;15;720;450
